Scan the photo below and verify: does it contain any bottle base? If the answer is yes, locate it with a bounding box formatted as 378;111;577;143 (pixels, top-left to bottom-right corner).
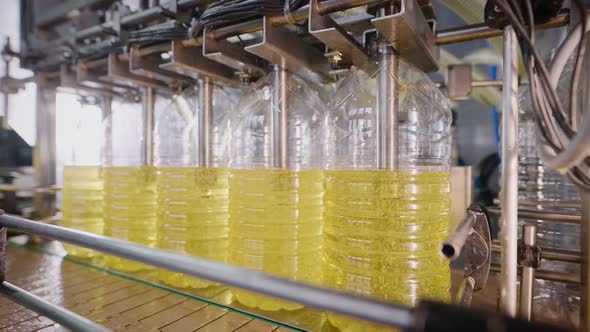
159;271;218;289
232;289;303;311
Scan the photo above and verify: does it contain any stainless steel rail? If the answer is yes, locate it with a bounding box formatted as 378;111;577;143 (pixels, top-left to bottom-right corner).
0;281;108;332
487;206;582;224
0;214;415;330
491;241;582;264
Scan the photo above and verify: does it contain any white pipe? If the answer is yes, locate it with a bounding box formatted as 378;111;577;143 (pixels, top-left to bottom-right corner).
500;26;519;318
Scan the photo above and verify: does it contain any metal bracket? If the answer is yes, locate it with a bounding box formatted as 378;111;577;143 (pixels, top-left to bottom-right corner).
159;41;238;86
519;242;542;269
246;16;331;84
130;46;192;88
105;53;168;90
446;64;472;100
60;64;124;97
308;0;368;69
371;0;439;72
203;27;268;78
77;59;140;97
442;204;492;306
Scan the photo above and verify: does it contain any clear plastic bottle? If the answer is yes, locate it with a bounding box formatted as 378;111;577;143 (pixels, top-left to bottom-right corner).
228;67;326;311
102;93;161;272
155;82;235;288
323;51;452;331
60;96;104;258
518;87;580;329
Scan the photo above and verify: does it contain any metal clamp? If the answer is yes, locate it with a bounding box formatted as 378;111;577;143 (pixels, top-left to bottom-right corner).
308;0;368;69
203;27;268;78
519;236;542;269
371;0;439;72
245;16;331;84
105;53;168;90
442;204;492;306
159;41;238;86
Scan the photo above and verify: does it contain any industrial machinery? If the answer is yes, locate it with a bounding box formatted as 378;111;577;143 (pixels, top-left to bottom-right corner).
0;0;588;331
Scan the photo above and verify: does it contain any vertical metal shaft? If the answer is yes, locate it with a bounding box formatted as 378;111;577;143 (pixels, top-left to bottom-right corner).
33;74;57;219
519;224;536;321
198;77;213;167
271;64;288;169
144;87;155;166
376;7;398;170
2;58;9;130
581;191;590;331
500;26;519;317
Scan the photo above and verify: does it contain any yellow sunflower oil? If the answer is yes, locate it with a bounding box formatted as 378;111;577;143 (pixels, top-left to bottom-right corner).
61;165;104;258
323;170;451;332
103;166;158;272
228;168;323;311
157;166;229;288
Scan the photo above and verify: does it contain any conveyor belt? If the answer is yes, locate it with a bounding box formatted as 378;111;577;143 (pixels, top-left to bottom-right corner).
0;239;301;332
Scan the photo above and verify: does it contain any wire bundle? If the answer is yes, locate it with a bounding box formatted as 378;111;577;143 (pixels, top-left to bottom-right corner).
195;0;308;32
492;0;590;190
128;23;189;44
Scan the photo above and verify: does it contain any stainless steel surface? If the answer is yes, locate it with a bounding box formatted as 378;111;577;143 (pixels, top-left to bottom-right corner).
308;0;368;69
316;0;381;15
446;64;472;100
0;214;416;330
202;28;267;76
33;74;57;220
106;53;168;90
198;78;212;168
0;281;108;332
520;225;536;321
271;65;288;169
145;87;155;167
435;14;569;45
371;0;438;72
376;10;399;171
130;46;190;86
500;26;519;317
245;17;331;84
582;191;590;331
159;41;237;86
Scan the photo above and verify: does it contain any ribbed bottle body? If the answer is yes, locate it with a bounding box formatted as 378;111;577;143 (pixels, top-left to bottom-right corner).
228;70;326;310
324;60;452;332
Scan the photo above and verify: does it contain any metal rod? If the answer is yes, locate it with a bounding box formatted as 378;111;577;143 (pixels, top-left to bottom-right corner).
500;26;519;317
491;241;582;264
442;211;475;260
581;191;590;331
490;264;580;284
0;281;108;332
2;57;9;130
435;14;569;45
519;225;536;321
376;6;399;170
144;87;155;166
487;206;581;224
271;65;288;169
0;214;415;330
198;77;212;167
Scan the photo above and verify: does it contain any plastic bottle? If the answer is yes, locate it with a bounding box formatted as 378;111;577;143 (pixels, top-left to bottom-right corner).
227;67;326;311
518;87;580;329
323;49;453;331
155;82;234;288
102;93;161;272
60;95;104;258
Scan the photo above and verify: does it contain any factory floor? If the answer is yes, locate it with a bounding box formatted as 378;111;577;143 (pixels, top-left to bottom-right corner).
0;237;499;332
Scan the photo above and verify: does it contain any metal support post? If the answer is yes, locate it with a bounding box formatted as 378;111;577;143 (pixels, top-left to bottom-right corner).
33;74;57;219
376;6;399;170
581;191;590;331
2;56;9;130
519;225;536;321
198;77;213;167
144;87;155;166
271;64;288;169
500;26;519;317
